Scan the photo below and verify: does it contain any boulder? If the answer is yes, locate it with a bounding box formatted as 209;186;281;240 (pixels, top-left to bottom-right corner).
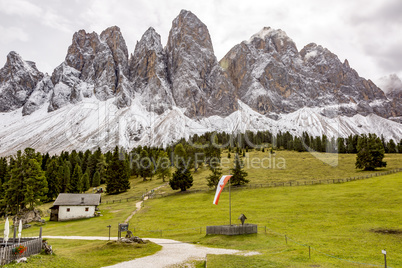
13;209;44;226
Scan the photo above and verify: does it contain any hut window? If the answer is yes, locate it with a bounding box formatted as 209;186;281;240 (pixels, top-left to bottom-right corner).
67;208;70;212
85;207;89;212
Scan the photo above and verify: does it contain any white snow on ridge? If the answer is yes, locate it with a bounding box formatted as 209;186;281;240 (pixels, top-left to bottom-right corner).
0;99;401;156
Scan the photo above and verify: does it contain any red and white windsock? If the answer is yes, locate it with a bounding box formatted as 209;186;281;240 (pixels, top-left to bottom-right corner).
213;175;232;205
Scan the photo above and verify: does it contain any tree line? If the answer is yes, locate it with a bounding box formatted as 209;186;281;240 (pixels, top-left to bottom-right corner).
0;131;399;216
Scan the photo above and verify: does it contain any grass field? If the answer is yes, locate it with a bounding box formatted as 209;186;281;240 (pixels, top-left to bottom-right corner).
129;172;402;267
152;152;402;196
5;239;161;268
1;151;401;267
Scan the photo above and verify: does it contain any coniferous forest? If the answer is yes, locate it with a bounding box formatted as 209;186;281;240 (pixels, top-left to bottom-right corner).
0;131;401;216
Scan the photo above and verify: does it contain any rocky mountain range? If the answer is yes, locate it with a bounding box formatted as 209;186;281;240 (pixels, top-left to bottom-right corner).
0;10;401;155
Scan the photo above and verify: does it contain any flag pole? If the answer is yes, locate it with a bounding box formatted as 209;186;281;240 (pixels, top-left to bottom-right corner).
229;175;231;226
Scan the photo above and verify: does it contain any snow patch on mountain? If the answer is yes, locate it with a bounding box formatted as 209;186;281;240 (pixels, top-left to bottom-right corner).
1;98;400;156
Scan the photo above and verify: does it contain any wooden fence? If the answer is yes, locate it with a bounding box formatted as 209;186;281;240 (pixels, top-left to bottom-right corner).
0;237;42;266
100;168;402;203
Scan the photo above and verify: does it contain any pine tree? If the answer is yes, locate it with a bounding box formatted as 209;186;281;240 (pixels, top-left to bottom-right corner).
45;159;62;200
206;158;222;189
4;148;48;213
81;173;90;192
230;154;249;186
5;151;25;214
23;159;48;208
398;139;402;153
138;150;154;181
0;157;8;186
92;171;101;187
169;144;193;191
355;134;387;171
96;154;107;184
70;164;83;193
155;151;171;182
337;138;346;153
106;147;130;194
169;168;193;191
388;139;396;153
62;163;71;193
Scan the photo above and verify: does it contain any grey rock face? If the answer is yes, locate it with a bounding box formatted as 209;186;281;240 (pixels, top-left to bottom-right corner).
166;10;237;117
51;26;131;110
22;75;53;115
0;52;44;112
129;27;175;114
220;28;388;117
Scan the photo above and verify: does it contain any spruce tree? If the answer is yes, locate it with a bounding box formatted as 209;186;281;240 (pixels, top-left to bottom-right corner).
155;151;171;182
230;154;249;186
4;148;48;213
206;157;222;189
388;139;396;153
82;173;90;192
23;159;48;208
62;163;71;193
70;164;83;193
355;134;387;171
45;159;62;200
169;144;193;191
106;147;130;194
138;150;154;181
92;171;101;187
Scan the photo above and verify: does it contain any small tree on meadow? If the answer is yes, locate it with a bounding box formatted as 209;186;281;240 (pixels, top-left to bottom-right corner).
155;151;171;182
355;134;387;171
230;154;249;186
206;158;222;189
169;144;193;191
138;150;154;181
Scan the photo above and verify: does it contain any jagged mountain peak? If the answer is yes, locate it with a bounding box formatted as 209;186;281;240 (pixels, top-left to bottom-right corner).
300;43;340;64
3;51;42;76
166;9;237;117
246;27;298;56
135;27;163;54
0;9;401;156
129;26;174;114
0;52;44;112
168;9;214;53
248;27;290;42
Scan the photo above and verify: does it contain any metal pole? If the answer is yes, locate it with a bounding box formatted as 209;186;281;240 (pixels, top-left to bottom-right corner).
229;176;231;226
384;254;387;268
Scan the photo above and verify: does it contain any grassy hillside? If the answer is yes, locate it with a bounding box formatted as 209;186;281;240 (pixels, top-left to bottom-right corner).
1;151;401;267
130;172;402;267
6;239;161;268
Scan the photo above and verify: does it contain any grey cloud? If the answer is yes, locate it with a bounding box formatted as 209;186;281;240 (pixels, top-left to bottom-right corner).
350;0;402;25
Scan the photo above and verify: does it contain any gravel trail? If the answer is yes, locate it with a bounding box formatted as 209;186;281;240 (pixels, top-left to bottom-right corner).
43;236;259;267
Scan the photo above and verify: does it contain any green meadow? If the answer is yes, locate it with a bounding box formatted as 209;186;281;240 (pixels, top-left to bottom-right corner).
1;152;401;267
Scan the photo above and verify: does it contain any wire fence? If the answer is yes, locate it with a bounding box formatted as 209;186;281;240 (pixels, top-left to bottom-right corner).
125;224;393;268
99;168;402;204
151;168;402;198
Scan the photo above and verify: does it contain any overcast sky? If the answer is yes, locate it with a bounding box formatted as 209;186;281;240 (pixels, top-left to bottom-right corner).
0;0;401;82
